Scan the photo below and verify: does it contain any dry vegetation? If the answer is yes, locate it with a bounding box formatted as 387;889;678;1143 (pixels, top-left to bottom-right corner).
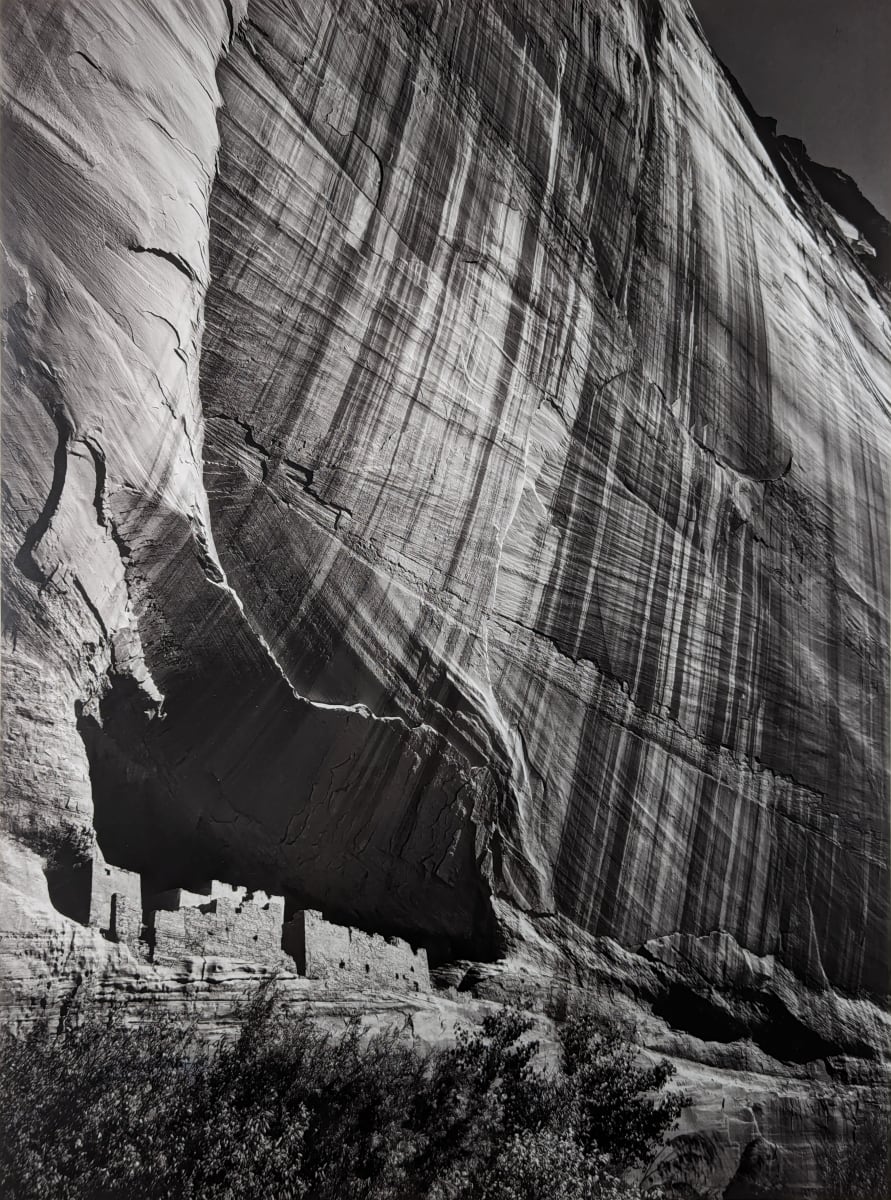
0;986;687;1199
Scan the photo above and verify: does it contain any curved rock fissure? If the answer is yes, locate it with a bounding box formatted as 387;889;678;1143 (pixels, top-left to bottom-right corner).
206;410;354;528
13;407;72;585
128;243;200;285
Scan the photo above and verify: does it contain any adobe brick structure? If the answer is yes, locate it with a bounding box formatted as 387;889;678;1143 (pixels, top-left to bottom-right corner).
147;883;286;965
283;909;430;992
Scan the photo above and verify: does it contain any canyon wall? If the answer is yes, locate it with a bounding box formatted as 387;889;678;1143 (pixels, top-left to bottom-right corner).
2;0;889;1194
202;0;888;992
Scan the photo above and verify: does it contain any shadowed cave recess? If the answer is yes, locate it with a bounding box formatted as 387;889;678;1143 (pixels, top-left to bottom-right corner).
74;663;503;968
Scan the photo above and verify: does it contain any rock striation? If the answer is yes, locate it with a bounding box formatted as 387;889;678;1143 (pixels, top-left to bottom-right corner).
1;0;889;1194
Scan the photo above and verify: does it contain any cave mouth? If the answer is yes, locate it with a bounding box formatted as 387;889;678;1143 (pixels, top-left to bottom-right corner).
75;685;224;897
652;981;867;1065
45;850;92;925
74;669;501;968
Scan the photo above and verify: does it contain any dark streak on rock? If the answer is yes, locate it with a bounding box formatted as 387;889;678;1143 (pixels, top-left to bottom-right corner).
14;409;73;584
72;50;103;74
221;0;235;47
207;411;353;527
81;436;132;566
188;513;225;585
147;311;189;365
72;576;109;638
129;243;199;284
81;436;108;529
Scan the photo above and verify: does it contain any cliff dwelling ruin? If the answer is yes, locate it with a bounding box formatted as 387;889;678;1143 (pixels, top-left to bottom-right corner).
48;847;430;993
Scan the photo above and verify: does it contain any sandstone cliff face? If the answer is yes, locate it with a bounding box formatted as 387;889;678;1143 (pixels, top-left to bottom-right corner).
2;0;889;1192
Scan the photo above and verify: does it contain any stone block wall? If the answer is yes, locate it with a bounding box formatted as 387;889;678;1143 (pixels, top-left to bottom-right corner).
149;880;284;913
109;893;142;945
149;892;285;964
283;909;430;991
54;856;431;990
88;857;142;945
150;886;216;911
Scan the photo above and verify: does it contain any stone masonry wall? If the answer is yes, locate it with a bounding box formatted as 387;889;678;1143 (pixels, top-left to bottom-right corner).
283;910;430;992
149;892;285;964
64;858;431;991
108;893;142;946
88;857;142;946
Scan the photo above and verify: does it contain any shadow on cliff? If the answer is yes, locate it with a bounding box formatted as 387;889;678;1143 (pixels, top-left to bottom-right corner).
71;524;503;970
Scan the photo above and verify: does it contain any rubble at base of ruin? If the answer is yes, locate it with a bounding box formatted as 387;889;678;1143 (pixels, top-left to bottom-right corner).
48;848;430;992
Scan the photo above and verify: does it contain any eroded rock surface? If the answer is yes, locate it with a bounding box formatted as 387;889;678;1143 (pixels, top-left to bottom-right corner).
2;0;889;1194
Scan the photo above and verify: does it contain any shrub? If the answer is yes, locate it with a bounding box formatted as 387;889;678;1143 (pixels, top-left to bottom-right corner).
559;1010;689;1171
477;1132;650;1200
819;1102;889;1200
0;993;312;1200
0;987;685;1199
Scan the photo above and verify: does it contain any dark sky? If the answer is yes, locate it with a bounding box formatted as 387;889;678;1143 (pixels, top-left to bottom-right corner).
692;0;891;218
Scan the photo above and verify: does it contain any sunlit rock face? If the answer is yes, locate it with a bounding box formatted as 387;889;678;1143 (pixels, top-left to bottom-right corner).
194;0;889;994
2;0;889;1044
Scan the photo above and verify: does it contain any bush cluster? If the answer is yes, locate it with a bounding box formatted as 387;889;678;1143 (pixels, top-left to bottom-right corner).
818;1105;890;1200
0;986;686;1199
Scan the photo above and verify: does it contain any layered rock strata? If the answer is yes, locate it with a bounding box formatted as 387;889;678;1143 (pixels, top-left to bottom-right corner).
1;0;889;1194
